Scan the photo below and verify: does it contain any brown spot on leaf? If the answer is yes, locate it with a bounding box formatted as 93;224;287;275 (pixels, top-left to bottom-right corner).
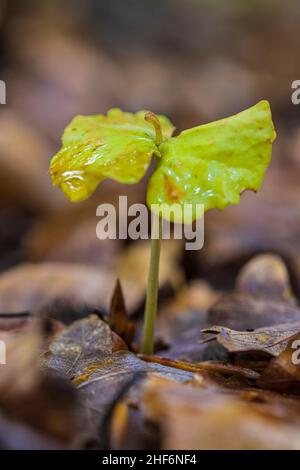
164;175;185;202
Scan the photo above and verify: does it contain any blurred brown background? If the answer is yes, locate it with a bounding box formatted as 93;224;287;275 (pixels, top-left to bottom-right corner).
1;0;300;311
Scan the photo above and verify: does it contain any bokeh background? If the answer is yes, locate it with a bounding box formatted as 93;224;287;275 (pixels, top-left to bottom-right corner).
1;0;300;316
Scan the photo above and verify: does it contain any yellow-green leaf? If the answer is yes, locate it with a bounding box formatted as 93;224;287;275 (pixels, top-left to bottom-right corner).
50;108;174;202
147;100;276;222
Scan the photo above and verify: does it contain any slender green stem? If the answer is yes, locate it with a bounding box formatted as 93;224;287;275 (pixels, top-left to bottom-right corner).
140;111;163;354
140;216;162;354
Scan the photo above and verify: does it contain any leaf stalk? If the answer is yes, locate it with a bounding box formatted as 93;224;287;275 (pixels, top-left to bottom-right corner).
145;111;163;146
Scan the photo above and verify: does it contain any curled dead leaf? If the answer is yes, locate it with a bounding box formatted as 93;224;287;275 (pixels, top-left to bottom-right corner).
258;333;300;393
201;322;300;357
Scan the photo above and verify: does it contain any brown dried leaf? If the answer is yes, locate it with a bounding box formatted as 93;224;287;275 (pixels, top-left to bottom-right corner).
140;376;300;450
45;316;196;444
0;313;64;351
44;315;127;379
202;322;300;357
236;254;294;301
0;329;77;443
208;254;300;330
73;351;194;442
109;280;135;347
0;413;64;450
0;262;115;315
258;333;300;393
0;313;35;344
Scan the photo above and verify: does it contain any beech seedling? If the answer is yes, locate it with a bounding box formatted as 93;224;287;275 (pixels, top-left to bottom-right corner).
50;101;276;354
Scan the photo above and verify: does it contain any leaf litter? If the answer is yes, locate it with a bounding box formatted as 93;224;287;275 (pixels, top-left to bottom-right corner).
1;252;300;448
